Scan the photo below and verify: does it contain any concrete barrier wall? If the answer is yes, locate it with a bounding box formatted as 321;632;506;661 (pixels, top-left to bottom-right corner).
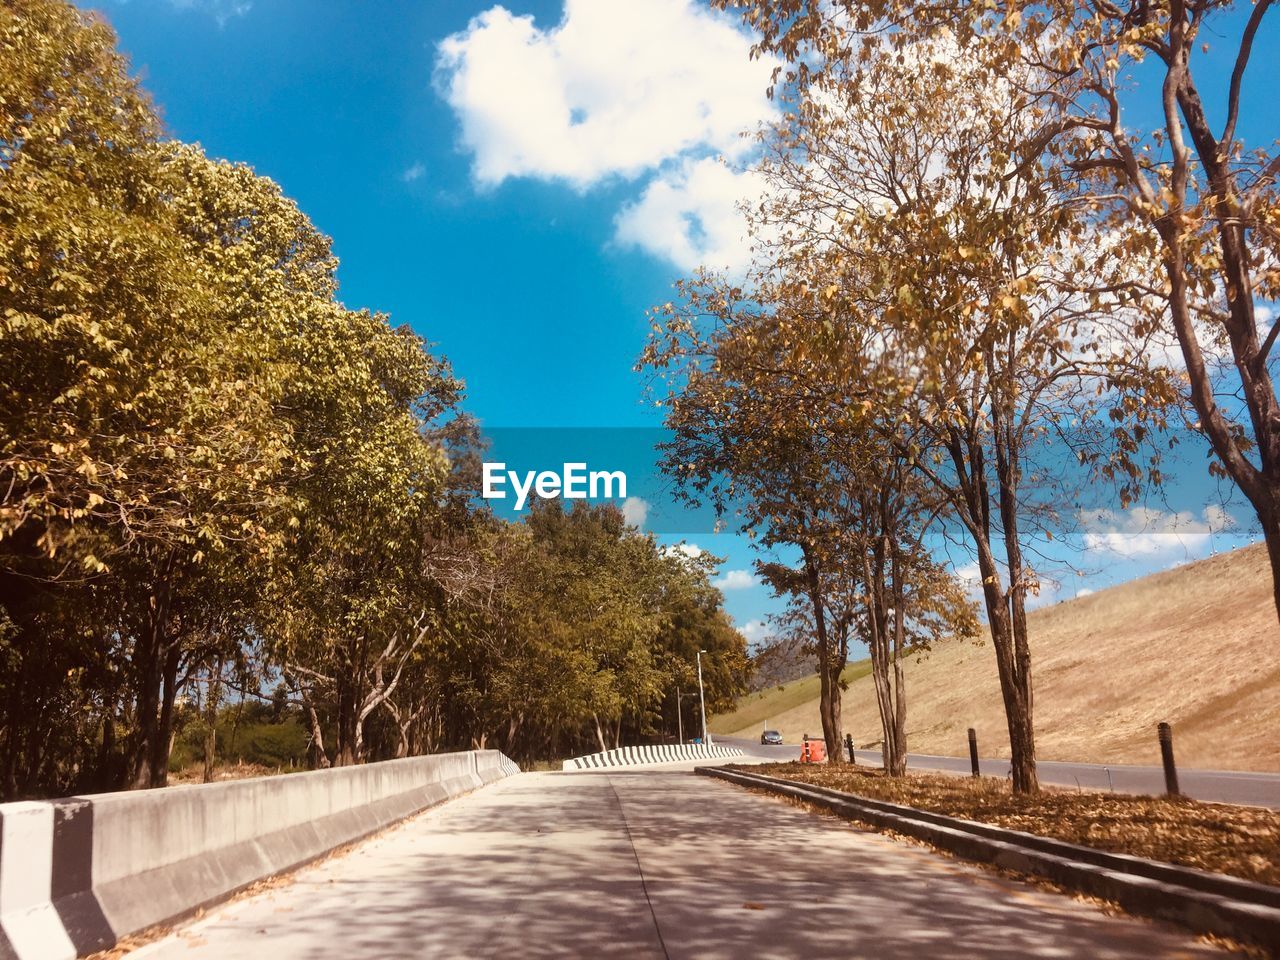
562;743;744;770
0;750;518;960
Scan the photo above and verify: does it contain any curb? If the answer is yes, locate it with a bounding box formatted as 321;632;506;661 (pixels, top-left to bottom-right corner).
698;765;1280;953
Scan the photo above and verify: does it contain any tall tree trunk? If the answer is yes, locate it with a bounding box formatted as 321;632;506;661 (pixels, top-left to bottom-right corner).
1158;64;1280;624
202;657;223;783
505;711;523;755
862;528;903;775
592;712;608;753
949;393;1039;795
99;711;117;788
305;696;330;770
334;673;357;767
889;550;908;777
147;640;180;787
992;394;1038;795
128;602;165;789
1262;513;1280;622
804;550;843;762
973;535;1038;794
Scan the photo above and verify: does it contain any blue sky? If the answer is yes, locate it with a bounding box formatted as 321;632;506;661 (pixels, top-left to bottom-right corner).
83;0;1275;652
85;0;785;640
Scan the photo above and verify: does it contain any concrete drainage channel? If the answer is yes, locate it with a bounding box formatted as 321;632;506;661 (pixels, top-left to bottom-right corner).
698;765;1280;952
0;750;520;960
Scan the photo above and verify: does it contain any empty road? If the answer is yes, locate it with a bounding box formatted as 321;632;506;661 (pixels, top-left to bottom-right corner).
130;768;1223;959
722;737;1280;808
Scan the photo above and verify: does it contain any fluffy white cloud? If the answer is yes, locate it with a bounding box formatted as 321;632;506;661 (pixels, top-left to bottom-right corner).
622;496;649;529
739;619;774;644
402;162;426;183
437;0;777;189
1081;506;1235;558
662;542;704;561
713;568;758;591
953;562;985;603
614;157;764;274
1075;587;1095;598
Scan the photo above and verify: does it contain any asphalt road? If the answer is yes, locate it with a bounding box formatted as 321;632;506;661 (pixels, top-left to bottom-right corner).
719;736;1280;809
129;770;1222;959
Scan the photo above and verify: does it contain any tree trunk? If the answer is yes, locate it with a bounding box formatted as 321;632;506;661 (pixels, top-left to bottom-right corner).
128;604;165;789
593;712;608;753
991;396;1038;795
147;640;180;787
974;538;1038;794
505;712;522;754
202;657;223;783
804;551;843;762
1262;513;1280;622
821;661;842;763
334;673;358;767
1160;65;1280;625
889;551;908;777
99;710;117;787
862;528;904;776
305;699;330;770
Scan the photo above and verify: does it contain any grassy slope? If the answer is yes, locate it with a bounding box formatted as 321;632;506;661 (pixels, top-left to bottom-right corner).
712;659;873;736
713;543;1280;771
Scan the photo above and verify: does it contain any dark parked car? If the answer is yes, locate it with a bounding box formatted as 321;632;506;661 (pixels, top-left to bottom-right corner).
761;729;783;745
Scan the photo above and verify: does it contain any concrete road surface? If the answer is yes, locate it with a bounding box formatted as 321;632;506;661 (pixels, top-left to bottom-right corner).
721;737;1280;809
130;771;1223;959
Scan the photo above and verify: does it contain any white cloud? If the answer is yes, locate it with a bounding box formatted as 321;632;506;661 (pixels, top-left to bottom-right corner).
662;542;704;561
739;619;774;644
622;496;649;529
166;0;252;23
1075;587;1095;598
1081;506;1235;558
614;157;764;274
402;162;426;183
953;562;985;603
436;0;776;189
713;568;758;591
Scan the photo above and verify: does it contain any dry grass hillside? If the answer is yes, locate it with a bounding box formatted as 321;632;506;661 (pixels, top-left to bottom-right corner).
715;544;1280;771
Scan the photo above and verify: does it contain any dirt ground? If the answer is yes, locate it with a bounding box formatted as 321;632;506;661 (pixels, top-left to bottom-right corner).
727;544;1280;772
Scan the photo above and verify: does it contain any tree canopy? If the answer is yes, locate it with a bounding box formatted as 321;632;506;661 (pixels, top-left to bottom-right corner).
0;0;747;798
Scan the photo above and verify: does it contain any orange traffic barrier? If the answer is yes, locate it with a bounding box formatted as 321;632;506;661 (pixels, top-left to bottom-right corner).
799;736;827;763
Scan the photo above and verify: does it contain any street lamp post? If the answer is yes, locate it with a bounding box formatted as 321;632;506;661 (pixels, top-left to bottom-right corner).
696;648;710;746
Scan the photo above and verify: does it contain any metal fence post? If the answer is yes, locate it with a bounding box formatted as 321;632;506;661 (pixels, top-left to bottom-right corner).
1158;721;1180;797
967;728;980;777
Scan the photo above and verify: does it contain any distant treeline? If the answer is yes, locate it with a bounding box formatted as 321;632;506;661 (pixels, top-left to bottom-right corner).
0;1;746;800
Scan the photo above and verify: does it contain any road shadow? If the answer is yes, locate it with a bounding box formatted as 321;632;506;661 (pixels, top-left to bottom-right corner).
139;771;1224;959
